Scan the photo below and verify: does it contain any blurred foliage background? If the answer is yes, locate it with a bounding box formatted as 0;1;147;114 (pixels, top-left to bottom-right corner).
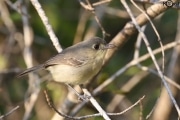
0;0;179;120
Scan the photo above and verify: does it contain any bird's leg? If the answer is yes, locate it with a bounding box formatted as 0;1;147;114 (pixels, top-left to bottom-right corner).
65;84;91;101
79;84;91;100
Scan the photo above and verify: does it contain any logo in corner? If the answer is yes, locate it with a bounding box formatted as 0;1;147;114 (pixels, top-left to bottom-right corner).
162;0;180;8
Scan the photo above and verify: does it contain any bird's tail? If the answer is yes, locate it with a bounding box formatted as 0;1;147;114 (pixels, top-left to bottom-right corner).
17;64;44;77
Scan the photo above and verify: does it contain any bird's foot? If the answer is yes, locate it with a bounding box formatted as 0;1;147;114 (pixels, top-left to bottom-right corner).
78;93;91;102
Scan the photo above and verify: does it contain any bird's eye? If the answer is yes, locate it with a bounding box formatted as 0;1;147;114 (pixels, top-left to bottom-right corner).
93;44;100;50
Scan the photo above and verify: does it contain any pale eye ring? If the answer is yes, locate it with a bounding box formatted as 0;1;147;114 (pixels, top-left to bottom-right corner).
93;44;100;50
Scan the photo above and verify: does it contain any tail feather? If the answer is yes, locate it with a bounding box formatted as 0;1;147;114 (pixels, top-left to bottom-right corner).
17;64;44;77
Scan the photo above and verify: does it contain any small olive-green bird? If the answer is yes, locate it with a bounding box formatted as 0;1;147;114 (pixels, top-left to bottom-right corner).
18;37;114;85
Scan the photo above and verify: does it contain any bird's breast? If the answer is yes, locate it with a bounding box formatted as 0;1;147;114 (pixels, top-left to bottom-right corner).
46;59;103;85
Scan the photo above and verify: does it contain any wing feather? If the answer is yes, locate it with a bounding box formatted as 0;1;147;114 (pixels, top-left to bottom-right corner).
44;54;89;68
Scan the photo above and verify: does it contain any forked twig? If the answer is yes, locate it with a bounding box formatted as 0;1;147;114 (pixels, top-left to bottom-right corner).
44;89;145;119
44;89;105;120
130;0;165;73
78;0;110;38
120;0;180;117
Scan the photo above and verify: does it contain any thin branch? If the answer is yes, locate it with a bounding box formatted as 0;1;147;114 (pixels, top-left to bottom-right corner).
107;96;145;116
0;106;20;119
30;0;62;52
19;1;41;120
78;0;109;38
78;0;111;8
92;0;111;6
82;88;111;120
133;25;180;90
104;2;168;64
152;9;180;120
44;89;107;120
78;0;94;11
120;0;180;117
44;90;145;119
130;0;165;73
5;0;24;14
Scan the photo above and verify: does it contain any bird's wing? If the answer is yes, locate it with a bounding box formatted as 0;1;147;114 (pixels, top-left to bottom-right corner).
44;54;90;68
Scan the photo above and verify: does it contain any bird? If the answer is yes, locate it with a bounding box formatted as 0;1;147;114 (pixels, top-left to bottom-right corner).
18;37;114;85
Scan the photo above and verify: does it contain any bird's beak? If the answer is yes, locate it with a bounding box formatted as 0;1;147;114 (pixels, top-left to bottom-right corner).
104;43;116;49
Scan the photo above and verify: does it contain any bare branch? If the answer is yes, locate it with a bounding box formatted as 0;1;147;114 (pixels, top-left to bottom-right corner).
120;0;180;117
30;0;62;52
0;106;20;119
